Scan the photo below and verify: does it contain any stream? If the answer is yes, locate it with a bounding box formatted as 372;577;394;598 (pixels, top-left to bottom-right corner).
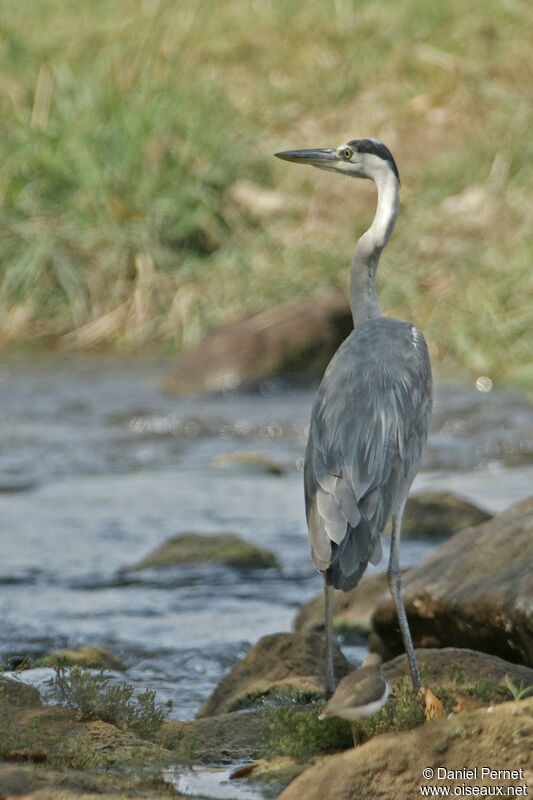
0;353;532;797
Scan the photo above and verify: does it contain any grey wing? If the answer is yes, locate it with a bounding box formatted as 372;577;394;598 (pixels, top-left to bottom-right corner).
304;319;432;591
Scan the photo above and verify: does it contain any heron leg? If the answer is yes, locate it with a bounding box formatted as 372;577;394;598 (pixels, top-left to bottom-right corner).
386;502;420;690
324;576;336;697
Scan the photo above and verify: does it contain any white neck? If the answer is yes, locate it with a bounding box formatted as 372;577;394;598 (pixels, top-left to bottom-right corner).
349;168;400;328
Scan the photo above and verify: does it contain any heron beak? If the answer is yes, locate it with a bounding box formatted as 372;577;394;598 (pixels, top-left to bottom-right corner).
274;148;339;171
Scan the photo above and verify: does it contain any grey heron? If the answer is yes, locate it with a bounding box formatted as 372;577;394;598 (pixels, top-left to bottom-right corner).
275;138;432;693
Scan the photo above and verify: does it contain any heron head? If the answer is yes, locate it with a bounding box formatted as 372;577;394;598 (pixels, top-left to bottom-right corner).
275;138;399;183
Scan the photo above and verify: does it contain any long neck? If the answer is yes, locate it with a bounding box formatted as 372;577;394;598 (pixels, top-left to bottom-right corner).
349;169;400;328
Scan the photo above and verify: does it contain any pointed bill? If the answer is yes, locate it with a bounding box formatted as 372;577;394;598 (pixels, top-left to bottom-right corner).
274;148;339;169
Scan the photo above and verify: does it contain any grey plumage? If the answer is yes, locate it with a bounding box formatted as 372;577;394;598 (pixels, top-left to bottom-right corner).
304;317;432;591
319;653;390;721
275;137;432;693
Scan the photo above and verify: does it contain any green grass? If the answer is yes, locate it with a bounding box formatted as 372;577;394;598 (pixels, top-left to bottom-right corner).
260;670;514;762
1;0;532;384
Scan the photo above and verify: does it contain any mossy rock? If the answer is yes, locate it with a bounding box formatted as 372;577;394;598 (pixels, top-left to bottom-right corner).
32;645;125;671
247;756;309;793
198;632;352;718
121;532;279;573
0;676;42;708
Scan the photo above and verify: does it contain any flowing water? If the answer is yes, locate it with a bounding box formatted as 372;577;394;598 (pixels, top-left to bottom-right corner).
0;354;532;795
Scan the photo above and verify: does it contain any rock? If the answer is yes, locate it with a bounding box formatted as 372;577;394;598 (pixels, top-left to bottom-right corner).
32;645;125;671
197;632;353;717
161;293;353;395
390;491;492;539
382;647;533;690
159;709;264;763
0;680;176;799
278;696;533;800
120;532;279;573
0;677;42;708
294;572;389;637
370;496;533;666
212;451;284;475
247;756;309;795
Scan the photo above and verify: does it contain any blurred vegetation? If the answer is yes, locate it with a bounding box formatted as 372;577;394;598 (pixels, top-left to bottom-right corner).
0;0;532;383
50;663;172;739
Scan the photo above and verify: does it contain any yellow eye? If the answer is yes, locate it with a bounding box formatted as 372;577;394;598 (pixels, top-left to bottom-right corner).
343;148;353;160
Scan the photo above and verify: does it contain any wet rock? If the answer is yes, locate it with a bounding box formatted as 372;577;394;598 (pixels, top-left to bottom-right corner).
161;293;353;395
32;645;125;671
159;709;264;763
120;532;279;573
278;696;533;800
197;632;352;717
212;450;284;476
370;496;533;666
390;490;492;539
247;756;309;794
294;572;389;637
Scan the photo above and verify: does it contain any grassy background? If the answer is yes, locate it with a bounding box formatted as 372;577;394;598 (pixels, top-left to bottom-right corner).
0;0;532;384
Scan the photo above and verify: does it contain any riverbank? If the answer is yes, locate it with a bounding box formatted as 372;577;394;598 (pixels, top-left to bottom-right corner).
1;1;532;385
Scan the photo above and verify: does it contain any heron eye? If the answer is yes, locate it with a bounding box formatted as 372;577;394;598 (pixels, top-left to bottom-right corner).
343;148;353;160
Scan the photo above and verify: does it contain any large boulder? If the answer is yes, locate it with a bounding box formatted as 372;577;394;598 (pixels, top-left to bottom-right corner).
119;532;278;573
197;632;352;718
278;696;533;800
161;293;353;395
370;496;533;666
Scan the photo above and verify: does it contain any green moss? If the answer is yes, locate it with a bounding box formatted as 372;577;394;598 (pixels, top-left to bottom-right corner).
32;645;125;670
124;532;279;572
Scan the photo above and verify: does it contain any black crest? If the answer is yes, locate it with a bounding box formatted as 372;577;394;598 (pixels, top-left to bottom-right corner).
347;138;400;182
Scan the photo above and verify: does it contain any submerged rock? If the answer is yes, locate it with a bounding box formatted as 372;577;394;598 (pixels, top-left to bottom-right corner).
278;696;533;800
371;496;533;666
212;450;284;475
197;632;352;717
161;293;353;395
120;531;279;573
32;645;125;671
